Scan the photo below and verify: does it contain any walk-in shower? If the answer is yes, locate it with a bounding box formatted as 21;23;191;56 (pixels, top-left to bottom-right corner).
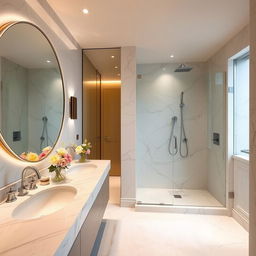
136;62;226;211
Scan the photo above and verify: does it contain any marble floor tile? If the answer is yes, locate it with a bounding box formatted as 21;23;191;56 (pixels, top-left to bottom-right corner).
97;177;248;256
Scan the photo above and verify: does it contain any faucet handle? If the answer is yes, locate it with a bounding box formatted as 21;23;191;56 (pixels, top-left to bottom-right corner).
18;185;28;196
28;176;38;190
6;186;17;203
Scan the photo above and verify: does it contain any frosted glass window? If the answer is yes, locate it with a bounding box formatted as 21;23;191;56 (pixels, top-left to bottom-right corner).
234;54;249;155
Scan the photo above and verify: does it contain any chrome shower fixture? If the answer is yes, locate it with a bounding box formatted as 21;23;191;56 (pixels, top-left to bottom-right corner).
179;92;188;158
175;64;193;72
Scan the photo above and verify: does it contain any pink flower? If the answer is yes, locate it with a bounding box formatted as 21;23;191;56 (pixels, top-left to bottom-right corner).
64;153;72;164
86;149;91;155
58;158;68;168
20;152;27;159
39;152;47;160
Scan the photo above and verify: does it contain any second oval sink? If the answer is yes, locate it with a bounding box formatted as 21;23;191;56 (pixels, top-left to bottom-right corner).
12;185;77;220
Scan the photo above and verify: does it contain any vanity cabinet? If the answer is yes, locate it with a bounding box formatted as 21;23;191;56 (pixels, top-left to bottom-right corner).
68;175;109;256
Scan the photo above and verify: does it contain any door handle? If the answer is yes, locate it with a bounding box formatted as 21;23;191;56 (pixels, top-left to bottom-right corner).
104;136;111;142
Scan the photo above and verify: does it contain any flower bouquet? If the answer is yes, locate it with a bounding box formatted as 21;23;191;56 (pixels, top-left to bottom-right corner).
75;139;92;163
20;146;52;161
48;148;72;182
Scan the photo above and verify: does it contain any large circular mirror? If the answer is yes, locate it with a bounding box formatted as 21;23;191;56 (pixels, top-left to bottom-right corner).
0;22;64;162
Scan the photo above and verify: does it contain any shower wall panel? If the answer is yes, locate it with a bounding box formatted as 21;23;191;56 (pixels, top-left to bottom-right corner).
136;63;208;189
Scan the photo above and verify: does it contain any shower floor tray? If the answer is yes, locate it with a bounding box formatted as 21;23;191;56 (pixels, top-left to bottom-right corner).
136;188;223;207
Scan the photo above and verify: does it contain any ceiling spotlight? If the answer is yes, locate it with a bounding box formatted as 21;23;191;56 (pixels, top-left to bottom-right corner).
82;9;89;14
170;55;174;58
117;73;120;76
111;55;115;59
46;60;51;63
114;66;118;69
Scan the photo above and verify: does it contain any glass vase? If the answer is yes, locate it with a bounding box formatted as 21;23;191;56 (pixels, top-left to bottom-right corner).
79;153;88;163
52;167;66;183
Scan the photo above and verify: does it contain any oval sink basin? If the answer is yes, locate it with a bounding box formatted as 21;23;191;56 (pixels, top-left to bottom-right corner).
12;186;77;220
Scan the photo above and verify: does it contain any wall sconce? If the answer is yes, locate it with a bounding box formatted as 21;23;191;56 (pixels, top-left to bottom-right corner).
70;96;77;119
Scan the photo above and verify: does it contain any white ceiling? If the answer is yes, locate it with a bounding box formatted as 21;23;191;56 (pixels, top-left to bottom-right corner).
47;0;249;64
84;48;121;80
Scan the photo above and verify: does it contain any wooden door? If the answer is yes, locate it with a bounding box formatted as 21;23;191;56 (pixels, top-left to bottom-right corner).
101;83;121;176
83;54;101;159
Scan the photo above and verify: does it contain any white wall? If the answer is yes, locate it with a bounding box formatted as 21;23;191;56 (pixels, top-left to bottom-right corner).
207;25;249;206
0;0;82;188
233;156;249;230
1;57;28;154
136;62;208;190
121;46;136;207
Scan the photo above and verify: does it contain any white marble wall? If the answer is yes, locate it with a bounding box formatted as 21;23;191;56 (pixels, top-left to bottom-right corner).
0;0;82;188
28;68;63;153
207;25;249;206
136;62;208;190
121;46;136;207
1;57;28;154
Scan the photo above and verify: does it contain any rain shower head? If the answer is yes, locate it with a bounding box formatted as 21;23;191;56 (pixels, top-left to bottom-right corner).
174;64;193;72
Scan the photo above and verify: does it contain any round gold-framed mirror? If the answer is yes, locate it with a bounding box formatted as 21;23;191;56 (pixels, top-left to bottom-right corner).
0;21;65;162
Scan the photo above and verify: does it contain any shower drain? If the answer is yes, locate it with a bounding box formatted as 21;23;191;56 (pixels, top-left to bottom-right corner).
173;194;182;199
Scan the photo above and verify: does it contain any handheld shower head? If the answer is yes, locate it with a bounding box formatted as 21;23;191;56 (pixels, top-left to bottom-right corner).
180;92;184;108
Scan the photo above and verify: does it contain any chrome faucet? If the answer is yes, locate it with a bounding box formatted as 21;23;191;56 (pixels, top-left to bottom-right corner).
18;166;41;196
65;145;76;159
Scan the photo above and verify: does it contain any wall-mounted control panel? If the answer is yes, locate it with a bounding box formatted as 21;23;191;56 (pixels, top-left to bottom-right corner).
213;132;220;145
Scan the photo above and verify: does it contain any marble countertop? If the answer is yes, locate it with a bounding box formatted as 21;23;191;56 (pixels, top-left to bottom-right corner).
0;160;110;256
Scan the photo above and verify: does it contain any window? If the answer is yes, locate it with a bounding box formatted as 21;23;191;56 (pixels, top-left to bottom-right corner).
233;53;249;155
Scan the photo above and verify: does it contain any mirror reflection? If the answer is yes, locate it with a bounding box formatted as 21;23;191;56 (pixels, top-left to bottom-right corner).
0;22;64;161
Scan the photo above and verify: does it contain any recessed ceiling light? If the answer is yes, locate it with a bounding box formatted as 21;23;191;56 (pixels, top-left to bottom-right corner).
170;55;174;58
46;60;51;63
82;9;89;14
111;55;115;59
117;73;120;76
114;66;118;69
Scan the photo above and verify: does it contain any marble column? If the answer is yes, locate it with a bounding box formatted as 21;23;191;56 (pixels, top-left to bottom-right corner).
121;46;136;207
250;0;256;254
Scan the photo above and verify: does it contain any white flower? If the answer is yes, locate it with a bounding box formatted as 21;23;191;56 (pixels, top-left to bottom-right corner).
56;147;68;156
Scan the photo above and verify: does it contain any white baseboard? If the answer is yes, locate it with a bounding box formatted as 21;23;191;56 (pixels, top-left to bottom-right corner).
232;209;249;231
120;198;136;207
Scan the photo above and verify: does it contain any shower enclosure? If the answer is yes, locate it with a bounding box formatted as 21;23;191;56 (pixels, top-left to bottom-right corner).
136;62;226;208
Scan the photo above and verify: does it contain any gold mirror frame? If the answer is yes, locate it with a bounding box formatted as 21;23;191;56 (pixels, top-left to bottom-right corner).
0;21;65;162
